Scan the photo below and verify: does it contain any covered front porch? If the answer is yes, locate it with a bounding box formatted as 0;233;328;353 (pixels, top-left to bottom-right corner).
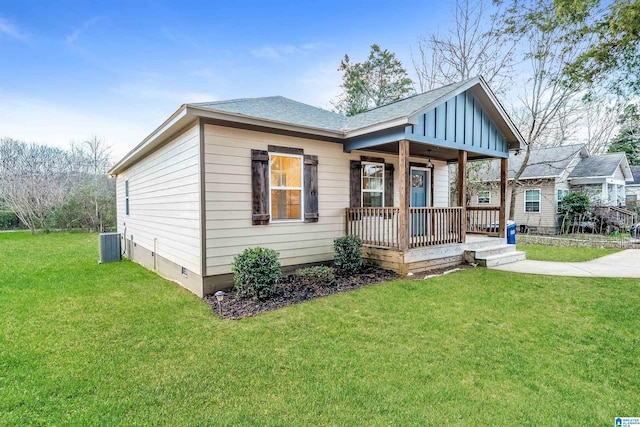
340;77;522;275
344;144;510;275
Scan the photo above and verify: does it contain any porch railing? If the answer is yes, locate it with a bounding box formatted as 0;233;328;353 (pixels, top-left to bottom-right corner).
466;206;501;236
345;207;400;248
409;207;464;247
345;207;464;249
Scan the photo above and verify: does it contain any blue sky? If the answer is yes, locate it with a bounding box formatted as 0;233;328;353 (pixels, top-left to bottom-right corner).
0;1;451;158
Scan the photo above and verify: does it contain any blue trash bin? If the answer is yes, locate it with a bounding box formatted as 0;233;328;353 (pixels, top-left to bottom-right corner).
507;222;517;244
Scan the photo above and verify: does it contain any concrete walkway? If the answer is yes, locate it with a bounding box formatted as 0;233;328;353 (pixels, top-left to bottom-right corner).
489;249;640;278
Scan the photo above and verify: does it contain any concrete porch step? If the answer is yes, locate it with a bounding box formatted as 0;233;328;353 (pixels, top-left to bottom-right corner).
476;250;527;267
465;244;516;261
464;244;526;267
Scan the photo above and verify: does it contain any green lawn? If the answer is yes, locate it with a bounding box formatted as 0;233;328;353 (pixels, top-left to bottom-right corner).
518;244;621;262
1;232;639;426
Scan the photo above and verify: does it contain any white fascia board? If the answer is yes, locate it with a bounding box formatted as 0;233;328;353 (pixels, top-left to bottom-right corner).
568;176;614;185
343;117;410;138
188;105;344;139
109;105;193;175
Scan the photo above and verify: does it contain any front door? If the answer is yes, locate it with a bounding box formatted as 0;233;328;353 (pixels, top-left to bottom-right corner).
411;168;431;236
411;169;429;208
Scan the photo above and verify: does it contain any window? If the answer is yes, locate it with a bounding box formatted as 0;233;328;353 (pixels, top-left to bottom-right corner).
125;180;130;215
525;189;541;213
361;162;384;207
557;189;569;212
251;148;317;225
477;190;491;205
557;189;569;202
269;154;302;221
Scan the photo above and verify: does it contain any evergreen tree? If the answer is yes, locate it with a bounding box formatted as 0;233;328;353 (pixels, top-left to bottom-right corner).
334;44;414;116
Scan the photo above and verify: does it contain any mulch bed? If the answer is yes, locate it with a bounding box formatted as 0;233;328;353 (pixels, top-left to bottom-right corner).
204;266;398;320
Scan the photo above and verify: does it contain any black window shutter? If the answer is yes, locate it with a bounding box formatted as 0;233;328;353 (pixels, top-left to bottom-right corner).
384;163;394;207
350;160;362;208
304;155;319;222
251;149;270;225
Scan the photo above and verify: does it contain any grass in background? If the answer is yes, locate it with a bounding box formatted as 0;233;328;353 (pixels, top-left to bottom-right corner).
1;232;638;425
518;244;620;262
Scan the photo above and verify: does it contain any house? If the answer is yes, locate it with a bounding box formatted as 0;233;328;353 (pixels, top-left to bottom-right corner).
624;165;640;209
470;146;635;234
567;152;634;206
109;76;524;297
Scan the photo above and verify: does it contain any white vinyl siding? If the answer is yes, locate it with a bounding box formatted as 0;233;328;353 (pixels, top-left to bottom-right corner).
431;160;448;207
116;125;201;274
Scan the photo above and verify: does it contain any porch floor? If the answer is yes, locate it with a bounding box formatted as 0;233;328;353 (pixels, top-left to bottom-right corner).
363;234;508;276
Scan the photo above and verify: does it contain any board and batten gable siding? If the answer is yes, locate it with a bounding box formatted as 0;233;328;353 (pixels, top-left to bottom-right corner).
406;89;509;158
202;124;448;276
116;124;202;274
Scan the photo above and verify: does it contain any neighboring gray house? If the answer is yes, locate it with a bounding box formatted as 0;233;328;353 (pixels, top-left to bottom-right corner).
109;76;524;296
626;165;640;207
568;152;634;206
471;146;634;234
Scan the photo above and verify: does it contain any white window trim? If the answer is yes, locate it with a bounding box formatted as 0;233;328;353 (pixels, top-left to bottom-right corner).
524;189;541;213
477;190;491;205
268;153;304;223
557;189;569;202
556;189;569;212
361;161;385;207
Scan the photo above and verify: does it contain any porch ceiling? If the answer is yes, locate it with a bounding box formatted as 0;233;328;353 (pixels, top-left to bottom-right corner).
355;140;500;162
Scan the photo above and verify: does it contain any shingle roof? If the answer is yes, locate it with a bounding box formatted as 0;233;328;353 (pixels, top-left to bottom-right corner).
191;78;475;134
193;96;346;132
478;144;586;181
568;152;626;178
511;144;586;179
629;165;640;185
343;80;471;131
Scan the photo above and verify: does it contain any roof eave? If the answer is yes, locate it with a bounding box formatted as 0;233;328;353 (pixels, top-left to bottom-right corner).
344;117;410;138
109;105;193;175
109;104;347;175
188;105;345;139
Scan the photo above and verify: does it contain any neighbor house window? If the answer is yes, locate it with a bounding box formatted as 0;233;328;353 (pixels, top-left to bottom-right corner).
477;190;491;205
557;189;569;212
557;189;569;202
525;189;541;213
125;180;130;215
361;162;384;207
269;153;302;221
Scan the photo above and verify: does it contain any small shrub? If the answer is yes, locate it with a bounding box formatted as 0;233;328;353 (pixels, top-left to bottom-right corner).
334;235;363;273
231;247;281;300
295;265;335;287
